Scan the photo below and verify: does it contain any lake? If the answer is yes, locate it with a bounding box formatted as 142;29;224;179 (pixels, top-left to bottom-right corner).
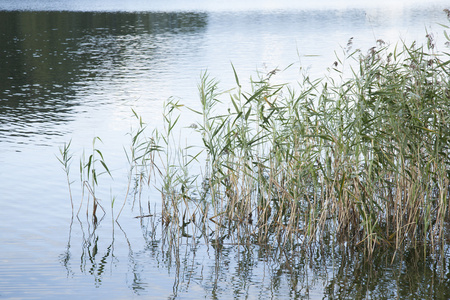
1;0;450;299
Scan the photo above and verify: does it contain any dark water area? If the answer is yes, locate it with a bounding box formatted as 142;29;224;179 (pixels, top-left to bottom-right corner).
0;11;208;145
1;2;450;299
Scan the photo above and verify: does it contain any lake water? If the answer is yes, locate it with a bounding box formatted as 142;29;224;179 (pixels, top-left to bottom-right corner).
1;1;450;299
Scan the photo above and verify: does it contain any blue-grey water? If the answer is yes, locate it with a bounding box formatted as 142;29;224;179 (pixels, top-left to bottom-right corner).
1;1;450;299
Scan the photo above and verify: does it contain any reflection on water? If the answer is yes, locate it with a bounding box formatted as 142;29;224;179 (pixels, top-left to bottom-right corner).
2;8;448;147
0;11;208;146
1;3;450;299
57;209;450;299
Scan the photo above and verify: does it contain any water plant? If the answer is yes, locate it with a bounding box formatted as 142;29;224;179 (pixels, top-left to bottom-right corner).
60;15;450;260
117;109;161;220
151;24;450;258
57;139;74;212
78;136;112;221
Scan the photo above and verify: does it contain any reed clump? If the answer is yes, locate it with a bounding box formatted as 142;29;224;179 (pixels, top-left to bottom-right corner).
58;19;450;259
151;27;450;258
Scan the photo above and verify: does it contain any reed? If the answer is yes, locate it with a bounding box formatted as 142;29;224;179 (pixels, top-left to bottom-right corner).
117;109;161;220
57;139;74;212
77;136;112;221
60;17;450;259
150;23;450;257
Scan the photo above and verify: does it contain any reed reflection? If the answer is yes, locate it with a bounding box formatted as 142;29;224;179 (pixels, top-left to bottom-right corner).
59;196;450;299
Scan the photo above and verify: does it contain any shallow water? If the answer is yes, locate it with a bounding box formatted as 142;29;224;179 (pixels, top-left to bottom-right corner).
1;1;450;299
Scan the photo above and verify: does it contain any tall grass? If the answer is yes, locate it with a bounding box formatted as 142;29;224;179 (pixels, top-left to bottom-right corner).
60;17;450;259
151;24;450;257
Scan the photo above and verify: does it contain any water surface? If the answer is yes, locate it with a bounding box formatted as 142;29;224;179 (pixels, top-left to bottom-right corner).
1;1;450;299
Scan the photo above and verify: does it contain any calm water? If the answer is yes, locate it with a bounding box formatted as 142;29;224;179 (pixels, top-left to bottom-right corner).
1;1;450;299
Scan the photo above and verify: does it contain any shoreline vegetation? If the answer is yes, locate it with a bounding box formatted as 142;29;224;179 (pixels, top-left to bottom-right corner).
59;12;450;262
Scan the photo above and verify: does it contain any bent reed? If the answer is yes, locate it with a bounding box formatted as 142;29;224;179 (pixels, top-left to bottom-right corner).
60;19;450;259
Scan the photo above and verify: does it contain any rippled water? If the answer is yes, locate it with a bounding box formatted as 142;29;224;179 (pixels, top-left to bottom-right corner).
1;1;450;299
